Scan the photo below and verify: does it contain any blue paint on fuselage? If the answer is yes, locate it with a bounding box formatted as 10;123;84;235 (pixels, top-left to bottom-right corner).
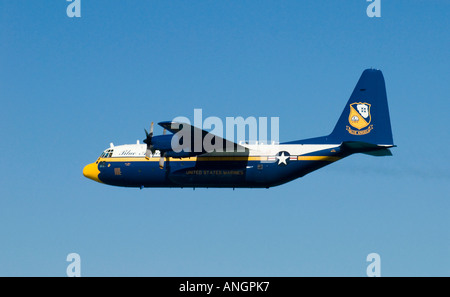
97;150;349;189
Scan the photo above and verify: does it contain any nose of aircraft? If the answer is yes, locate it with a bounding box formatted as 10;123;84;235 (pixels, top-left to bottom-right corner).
83;163;102;183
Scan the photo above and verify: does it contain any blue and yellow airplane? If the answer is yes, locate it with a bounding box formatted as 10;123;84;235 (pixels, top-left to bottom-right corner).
83;69;395;189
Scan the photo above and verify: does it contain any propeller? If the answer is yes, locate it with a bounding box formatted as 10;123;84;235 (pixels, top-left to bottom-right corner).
143;122;154;158
143;122;167;169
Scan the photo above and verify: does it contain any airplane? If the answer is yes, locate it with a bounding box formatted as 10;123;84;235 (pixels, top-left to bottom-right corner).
83;69;395;189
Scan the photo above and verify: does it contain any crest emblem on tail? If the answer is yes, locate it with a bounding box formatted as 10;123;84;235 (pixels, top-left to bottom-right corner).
347;102;373;135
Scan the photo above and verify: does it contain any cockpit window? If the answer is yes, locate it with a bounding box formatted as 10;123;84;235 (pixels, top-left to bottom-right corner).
100;149;114;158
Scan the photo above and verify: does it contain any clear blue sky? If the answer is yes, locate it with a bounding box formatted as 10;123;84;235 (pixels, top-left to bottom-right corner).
0;0;449;276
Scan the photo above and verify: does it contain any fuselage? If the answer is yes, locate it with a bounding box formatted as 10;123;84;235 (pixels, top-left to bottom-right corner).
83;142;347;188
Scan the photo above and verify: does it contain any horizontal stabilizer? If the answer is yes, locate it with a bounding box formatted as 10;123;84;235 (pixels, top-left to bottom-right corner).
362;148;392;157
341;141;395;157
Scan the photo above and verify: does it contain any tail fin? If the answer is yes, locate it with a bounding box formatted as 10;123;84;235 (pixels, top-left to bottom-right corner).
329;69;394;145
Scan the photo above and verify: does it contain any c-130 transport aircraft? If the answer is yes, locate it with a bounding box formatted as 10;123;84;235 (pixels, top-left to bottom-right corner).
83;69;395;189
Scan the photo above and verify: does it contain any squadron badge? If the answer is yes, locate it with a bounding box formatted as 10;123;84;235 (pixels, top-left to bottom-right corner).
347;102;373;135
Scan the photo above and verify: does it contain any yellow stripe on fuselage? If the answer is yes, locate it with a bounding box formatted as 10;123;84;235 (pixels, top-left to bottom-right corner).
197;156;264;161
297;156;341;162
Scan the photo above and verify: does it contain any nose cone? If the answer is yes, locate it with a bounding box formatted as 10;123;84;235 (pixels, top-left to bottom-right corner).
83;163;102;183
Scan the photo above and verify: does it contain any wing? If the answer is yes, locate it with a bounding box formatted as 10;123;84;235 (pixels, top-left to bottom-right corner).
158;121;248;154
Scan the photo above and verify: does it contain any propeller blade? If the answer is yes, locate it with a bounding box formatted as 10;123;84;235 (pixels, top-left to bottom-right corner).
144;122;155;159
145;148;152;159
144;122;154;145
144;130;149;143
159;153;165;169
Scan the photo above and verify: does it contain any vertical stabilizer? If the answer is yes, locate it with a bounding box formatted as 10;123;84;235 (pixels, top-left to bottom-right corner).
328;69;394;145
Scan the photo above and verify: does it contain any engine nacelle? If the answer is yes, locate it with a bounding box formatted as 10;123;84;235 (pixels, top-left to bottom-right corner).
150;134;175;151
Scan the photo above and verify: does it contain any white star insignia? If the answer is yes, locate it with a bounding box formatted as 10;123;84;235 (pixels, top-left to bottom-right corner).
276;152;289;165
